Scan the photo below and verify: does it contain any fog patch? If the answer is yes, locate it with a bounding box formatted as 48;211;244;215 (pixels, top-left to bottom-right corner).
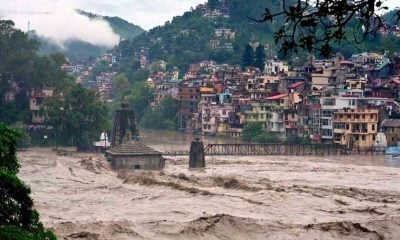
1;8;119;48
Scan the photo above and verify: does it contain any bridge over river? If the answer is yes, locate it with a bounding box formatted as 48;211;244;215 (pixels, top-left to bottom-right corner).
162;143;383;156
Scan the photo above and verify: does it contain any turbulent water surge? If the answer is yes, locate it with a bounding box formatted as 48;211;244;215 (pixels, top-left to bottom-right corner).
18;130;400;239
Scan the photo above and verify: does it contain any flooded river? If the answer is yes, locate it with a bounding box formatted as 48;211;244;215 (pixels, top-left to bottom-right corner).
141;129;400;168
18;130;400;239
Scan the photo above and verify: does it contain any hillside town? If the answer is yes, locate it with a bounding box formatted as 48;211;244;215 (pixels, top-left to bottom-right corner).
10;0;400;153
40;46;399;152
146;50;400;150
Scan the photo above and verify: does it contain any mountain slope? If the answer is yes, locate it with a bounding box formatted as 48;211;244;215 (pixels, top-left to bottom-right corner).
117;0;292;71
35;10;145;63
77;10;145;40
118;0;400;72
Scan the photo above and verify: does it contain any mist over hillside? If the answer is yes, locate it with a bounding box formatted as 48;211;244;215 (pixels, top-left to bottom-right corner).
26;10;145;63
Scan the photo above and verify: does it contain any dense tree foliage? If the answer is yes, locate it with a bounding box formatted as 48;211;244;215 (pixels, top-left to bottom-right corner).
141;96;180;130
242;122;279;143
117;0;286;73
0;123;21;174
254;44;266;70
0;123;56;240
43;84;108;151
0;20;73;124
124;82;154;122
241;44;255;68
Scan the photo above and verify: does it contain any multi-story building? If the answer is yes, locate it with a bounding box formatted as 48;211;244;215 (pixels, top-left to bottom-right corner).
246;76;280;100
201;104;234;135
178;86;200;131
283;109;298;137
311;67;346;90
30;88;54;124
333;108;379;150
246;93;289;138
381;119;400;146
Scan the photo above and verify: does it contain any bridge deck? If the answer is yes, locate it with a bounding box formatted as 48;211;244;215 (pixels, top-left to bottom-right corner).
162;143;383;156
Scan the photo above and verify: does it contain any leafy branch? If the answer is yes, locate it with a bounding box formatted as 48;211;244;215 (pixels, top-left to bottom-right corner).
253;0;398;57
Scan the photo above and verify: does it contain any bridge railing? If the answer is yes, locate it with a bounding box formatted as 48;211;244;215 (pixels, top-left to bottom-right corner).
162;143;382;156
204;143;344;156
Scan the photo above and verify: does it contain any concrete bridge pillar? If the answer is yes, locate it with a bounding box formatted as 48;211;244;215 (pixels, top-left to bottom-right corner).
189;138;205;169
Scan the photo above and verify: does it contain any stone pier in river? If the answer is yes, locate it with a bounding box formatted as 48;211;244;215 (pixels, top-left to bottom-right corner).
189;139;205;169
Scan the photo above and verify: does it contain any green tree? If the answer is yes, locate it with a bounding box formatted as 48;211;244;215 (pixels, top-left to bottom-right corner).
0;20;72;124
254;44;266;71
242;122;263;142
0;123;21;174
125;82;153;122
141;96;180;130
0;20;38;104
253;132;279;143
112;73;130;98
43;84;109;151
241;44;255;68
0;123;56;240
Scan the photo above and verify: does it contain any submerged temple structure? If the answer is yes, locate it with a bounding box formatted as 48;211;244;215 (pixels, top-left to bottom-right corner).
111;102;140;147
106;102;165;170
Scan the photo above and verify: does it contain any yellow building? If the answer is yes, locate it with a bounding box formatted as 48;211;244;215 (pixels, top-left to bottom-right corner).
246;94;289;137
333;108;379;150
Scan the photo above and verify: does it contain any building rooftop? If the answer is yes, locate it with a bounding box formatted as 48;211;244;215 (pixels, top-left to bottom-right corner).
381;119;400;128
106;141;161;156
289;81;305;88
266;93;289;100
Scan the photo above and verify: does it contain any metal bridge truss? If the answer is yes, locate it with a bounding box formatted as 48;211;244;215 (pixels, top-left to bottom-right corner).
203;144;342;156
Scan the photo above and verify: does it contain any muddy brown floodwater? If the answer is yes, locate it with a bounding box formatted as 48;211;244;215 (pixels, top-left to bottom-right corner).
18;130;400;240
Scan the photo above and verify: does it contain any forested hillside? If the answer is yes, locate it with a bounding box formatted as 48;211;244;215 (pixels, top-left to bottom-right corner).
117;0;400;72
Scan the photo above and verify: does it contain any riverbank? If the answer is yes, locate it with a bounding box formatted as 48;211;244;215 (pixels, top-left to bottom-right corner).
17;147;400;239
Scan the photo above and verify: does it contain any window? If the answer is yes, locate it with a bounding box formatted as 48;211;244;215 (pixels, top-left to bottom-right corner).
134;165;141;169
334;134;341;141
373;135;376;141
323;98;335;106
322;110;332;117
372;124;375;131
362;136;365;141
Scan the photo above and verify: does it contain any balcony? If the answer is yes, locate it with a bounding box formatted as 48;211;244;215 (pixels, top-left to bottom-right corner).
334;128;345;134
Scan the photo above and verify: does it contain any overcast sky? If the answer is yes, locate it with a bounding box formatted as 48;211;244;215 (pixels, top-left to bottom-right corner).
0;0;398;48
0;0;206;30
